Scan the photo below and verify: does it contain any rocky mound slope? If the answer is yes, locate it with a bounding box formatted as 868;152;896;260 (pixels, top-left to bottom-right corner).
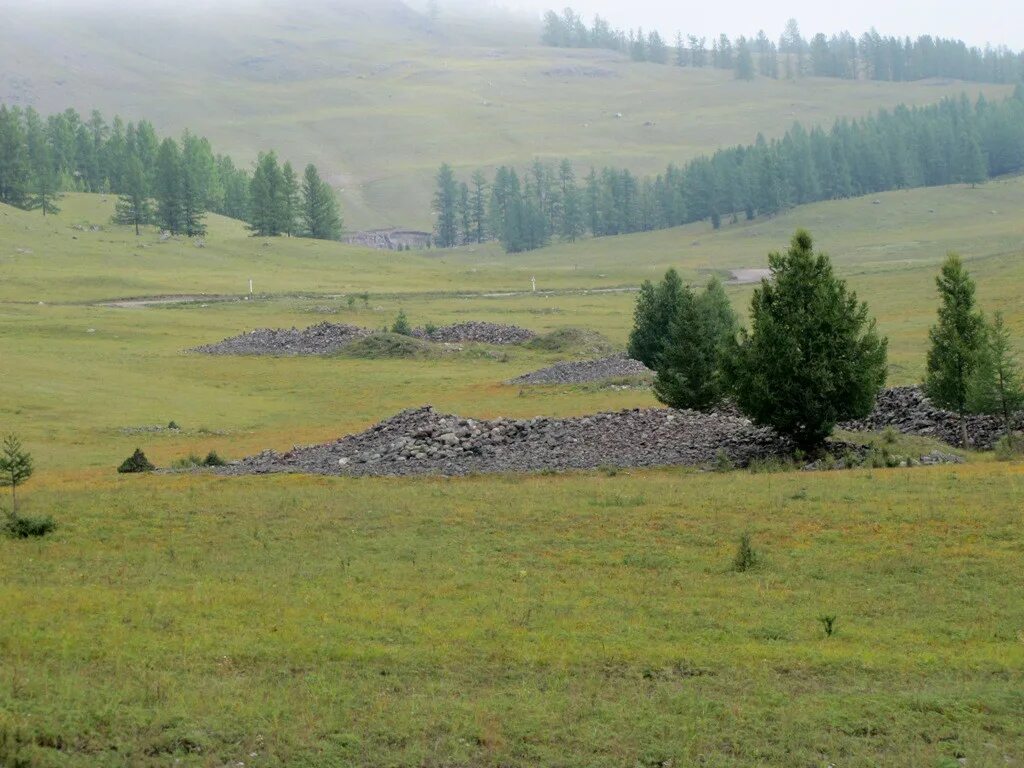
192;323;371;355
840;386;1022;449
412;322;535;345
510;354;652;385
223;406;792;477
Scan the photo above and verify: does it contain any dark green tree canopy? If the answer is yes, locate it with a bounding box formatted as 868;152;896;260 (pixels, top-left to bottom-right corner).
654;277;739;411
628;268;685;369
730;230;888;449
925;254;985;422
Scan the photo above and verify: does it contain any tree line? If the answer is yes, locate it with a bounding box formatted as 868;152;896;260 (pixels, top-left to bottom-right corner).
0;104;341;240
433;88;1024;252
630;232;1021;451
542;10;1024;84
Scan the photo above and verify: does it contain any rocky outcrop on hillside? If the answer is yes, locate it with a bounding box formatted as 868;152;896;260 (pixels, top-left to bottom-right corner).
191;323;371;355
412;322;536;345
840;386;1021;449
510;354;652;385
223;405;792;477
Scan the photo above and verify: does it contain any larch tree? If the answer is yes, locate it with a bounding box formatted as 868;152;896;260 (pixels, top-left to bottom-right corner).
300;164;342;240
925;254;986;446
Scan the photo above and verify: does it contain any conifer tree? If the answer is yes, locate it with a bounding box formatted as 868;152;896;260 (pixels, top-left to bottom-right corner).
248;151;284;236
279;161;299;236
654;277;738;410
470;170;488;243
113;154;152;235
0;434;33;515
627;268;685;369
300;163;342;240
432;163;459;248
0;105;29;207
730;230;888;449
154;137;183;233
735;38;755;80
968;311;1024;441
925;254;986;446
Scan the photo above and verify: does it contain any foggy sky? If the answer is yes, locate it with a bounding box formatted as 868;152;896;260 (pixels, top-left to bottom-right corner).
5;0;1023;49
500;0;1024;49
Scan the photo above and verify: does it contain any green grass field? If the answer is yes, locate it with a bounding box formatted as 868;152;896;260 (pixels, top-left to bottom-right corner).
1;182;1023;765
0;0;1014;228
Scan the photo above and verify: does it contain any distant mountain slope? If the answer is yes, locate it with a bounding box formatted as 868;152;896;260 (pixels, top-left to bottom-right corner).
0;0;1013;229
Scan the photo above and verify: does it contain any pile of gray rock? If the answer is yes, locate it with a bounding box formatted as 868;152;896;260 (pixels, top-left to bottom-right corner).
191;323;371;356
841;386;1021;449
510;354;653;385
412;322;536;345
222;405;793;477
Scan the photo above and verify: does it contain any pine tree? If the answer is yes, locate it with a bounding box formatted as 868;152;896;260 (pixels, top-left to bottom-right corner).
300;163;342;240
154;137;183;233
457;181;472;244
627;268;685;368
735;38;755;80
470;170;488;243
113;154;152;235
654;277;738;410
432;163;459;248
968;311;1024;440
925;254;986;446
279;161;299;236
248;151;284;236
26;153;62;217
730;230;888;450
0;434;33;515
0;105;30;206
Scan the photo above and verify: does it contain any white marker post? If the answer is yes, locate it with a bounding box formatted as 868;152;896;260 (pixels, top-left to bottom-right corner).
531;275;536;292
248;278;253;297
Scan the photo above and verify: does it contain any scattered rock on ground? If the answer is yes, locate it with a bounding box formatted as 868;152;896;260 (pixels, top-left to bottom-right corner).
412;322;535;345
191;322;371;356
841;386;1022;450
510;354;652;385
221;405;793;477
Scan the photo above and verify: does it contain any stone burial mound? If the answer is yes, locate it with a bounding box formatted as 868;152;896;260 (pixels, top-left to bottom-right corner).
509;354;653;385
411;322;536;345
221;405;793;478
841;385;1022;450
191;322;371;356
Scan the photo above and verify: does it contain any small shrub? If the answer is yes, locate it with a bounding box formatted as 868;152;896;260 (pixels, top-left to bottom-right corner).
733;533;757;572
598;464;619;476
423;322;438;335
819;614;837;637
881;426;899;445
714;449;733;472
171;453;204;469
346;296;356;309
391;310;412;336
994;434;1023;461
4;511;56;538
167;420;180;430
118;448;155;473
822;452;838;470
203;451;226;467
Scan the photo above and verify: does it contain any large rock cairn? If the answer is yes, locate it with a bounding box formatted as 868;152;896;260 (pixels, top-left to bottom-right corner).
840;385;1022;449
412;322;536;345
224;405;792;477
191;323;371;355
510;353;652;385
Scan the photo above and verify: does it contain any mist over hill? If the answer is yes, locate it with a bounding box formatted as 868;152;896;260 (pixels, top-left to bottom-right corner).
0;0;1014;229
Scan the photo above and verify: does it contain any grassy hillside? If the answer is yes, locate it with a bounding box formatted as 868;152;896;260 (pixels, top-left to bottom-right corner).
0;0;1013;229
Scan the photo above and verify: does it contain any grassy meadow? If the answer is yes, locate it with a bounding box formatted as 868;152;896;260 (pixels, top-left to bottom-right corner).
1;185;1023;765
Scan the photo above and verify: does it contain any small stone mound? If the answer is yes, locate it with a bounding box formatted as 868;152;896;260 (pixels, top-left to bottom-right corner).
412;322;535;345
524;327;616;356
840;385;1022;450
510;354;653;385
191;323;371;356
343;333;435;359
222;405;793;478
